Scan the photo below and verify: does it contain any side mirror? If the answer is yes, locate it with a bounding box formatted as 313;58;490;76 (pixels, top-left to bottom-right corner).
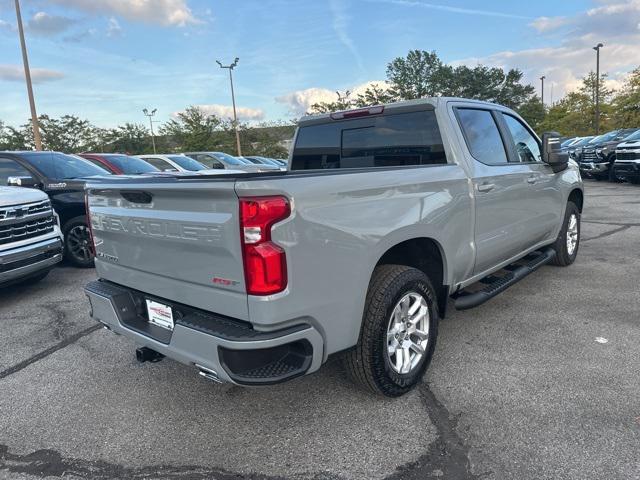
542;132;569;172
7;176;39;188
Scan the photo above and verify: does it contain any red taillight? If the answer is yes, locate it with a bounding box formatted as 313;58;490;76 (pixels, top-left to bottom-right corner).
239;196;291;295
84;192;96;255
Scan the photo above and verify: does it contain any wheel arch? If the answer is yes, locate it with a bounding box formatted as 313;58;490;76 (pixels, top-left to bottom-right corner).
374;237;449;318
568;188;584;213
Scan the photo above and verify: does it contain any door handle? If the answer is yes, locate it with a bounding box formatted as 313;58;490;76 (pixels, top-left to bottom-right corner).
477;183;495;193
527;176;537;184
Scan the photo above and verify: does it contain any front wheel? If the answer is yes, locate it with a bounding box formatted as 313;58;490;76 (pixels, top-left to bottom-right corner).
344;265;439;397
63;216;94;268
550;202;580;266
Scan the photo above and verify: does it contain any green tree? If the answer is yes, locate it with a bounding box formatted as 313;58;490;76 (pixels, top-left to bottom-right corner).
516;97;546;133
611;67;640;128
385;50;448;99
160;106;223;152
38;115;97;152
238;121;294;158
309;50;537;114
538;73;615;136
310;91;358;114
103;123;151;154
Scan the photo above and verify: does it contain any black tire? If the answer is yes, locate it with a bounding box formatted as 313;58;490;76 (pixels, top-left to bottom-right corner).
550;202;580;267
63;216;94;268
344;265;439;397
608;163;620;182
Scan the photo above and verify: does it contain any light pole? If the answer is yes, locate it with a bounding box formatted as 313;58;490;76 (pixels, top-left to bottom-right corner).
593;43;604;134
142;108;157;154
540;75;546;108
216;57;242;156
14;0;42;150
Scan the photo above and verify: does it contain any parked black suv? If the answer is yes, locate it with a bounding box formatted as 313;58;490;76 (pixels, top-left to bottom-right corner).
579;128;639;181
0;151;110;267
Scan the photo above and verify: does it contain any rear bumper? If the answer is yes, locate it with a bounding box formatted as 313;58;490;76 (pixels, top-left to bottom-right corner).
0;237;63;285
84;280;324;385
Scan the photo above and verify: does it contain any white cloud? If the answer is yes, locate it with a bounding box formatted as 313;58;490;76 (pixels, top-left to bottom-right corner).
276;80;389;116
47;0;198;26
27;12;76;36
106;17;122;37
0;19;15;33
459;1;640;101
529;16;569;32
0;64;65;83
175;104;265;121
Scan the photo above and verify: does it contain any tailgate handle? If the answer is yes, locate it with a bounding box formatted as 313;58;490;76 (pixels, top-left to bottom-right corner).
121;191;153;204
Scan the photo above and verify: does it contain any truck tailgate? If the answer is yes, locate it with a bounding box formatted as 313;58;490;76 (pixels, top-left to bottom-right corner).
87;179;248;320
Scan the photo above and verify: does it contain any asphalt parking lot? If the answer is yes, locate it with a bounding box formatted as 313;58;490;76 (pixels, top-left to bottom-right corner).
1;179;639;480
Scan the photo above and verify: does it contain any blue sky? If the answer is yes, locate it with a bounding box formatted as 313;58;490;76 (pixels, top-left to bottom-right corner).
1;0;639;127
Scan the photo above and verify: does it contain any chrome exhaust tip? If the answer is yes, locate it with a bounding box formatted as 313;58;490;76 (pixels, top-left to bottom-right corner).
196;364;222;383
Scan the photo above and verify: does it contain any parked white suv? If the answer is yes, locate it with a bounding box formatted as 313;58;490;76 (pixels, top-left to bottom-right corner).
0;186;63;286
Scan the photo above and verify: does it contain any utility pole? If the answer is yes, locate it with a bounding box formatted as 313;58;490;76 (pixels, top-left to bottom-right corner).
540;75;546;108
216;58;242;156
593;43;604;135
142;108;157;154
14;0;42;150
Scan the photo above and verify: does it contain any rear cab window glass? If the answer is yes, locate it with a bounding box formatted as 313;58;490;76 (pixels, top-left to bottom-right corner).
291;110;447;170
455;108;508;165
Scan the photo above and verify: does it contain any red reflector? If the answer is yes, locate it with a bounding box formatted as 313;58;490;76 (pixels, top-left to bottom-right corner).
239;196;291;295
330;105;384;120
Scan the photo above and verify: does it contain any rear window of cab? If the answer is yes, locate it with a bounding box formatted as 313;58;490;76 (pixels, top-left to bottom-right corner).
291;110;447;170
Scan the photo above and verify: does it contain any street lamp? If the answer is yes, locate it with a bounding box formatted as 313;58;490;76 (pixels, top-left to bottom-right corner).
14;0;42;150
593;43;604;135
142;108;157;154
216;57;242;156
540;75;546;108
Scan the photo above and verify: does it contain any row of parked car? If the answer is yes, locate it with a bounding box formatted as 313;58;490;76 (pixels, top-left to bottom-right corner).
0;150;286;287
561;128;640;183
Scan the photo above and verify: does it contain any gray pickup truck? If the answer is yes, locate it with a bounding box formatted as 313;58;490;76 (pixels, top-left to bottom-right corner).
1;186;63;286
84;98;583;397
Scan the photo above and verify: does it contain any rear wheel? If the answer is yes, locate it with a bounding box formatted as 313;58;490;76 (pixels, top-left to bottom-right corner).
344;265;439;397
550;202;580;267
63;216;94;268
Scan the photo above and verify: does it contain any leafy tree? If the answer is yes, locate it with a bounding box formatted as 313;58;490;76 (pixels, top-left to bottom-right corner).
238;121;294;158
538;73;614;136
309;50;537;115
311;91;358;114
38;115;97;152
611;67;640;128
386;50;448;99
103;123;151;154
160;106;223;152
516;97;546;133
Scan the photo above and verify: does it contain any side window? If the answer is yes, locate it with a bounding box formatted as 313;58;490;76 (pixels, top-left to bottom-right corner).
456;109;508;165
502;114;542;163
144;157;174;170
0;158;33;185
210;160;225;169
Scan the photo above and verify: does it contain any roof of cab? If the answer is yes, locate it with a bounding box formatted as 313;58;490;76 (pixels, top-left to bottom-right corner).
297;97;507;126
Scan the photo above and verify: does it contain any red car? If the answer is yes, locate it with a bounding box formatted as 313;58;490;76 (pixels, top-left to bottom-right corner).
79;153;159;175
